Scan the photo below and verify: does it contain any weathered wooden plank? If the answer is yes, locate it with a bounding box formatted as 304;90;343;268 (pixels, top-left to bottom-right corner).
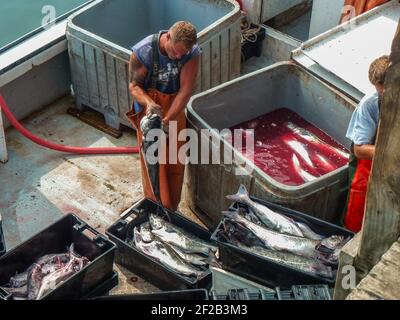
95;48;109;110
211;35;221;88
220;27;230;84
201;41;211;91
333;233;362;300
348;239;400;300
356;21;400;277
68;37;89;102
83;44;100;108
116;59;130;120
346;289;379;300
229;21;242;79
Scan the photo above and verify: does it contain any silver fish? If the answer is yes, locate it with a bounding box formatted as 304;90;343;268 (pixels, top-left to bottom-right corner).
315;154;335;171
296;222;325;241
134;226;207;280
167;244;209;267
140;114;163;202
149;214;217;256
226;185;304;237
235;242;333;279
286;122;350;159
292;154;318;182
224;211;343;260
285;139;314;168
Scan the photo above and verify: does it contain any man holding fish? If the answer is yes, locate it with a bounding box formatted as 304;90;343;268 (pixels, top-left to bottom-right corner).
126;21;201;211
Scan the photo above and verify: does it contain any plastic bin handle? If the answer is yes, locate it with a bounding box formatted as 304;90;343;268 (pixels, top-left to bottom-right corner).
72;218;108;248
120;207;142;222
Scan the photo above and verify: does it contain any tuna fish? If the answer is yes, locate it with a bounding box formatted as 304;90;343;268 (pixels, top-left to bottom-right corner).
226;185;304;237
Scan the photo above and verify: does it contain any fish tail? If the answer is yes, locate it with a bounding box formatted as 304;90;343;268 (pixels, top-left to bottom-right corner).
226;184;251;204
205;249;222;268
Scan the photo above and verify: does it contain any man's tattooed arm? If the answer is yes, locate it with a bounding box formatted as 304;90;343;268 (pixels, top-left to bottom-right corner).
129;53;146;87
128;53;160;115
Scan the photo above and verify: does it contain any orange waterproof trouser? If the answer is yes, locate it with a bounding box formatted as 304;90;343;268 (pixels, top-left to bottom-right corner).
344;159;372;232
126;88;186;212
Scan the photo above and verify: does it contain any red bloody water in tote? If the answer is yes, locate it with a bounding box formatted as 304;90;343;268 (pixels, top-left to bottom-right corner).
229;108;349;186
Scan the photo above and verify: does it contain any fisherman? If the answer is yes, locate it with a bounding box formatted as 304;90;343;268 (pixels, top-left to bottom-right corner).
344;55;390;232
126;21;201;211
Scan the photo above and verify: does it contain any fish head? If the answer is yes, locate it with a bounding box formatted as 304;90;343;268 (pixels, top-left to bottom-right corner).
140;222;154;243
148;214;165;230
320;235;346;251
140;114;162;137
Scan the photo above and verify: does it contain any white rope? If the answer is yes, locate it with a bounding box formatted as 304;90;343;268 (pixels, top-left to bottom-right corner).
241;18;261;44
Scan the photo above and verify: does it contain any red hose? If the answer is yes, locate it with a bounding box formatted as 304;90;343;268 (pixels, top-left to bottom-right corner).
0;95;139;155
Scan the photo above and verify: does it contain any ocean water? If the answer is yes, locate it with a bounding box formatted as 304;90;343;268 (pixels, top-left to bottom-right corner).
0;0;89;49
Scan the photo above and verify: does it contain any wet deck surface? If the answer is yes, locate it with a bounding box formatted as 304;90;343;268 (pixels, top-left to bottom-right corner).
0;95;203;295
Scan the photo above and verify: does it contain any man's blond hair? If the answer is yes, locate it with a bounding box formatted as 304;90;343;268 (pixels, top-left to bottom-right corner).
170;21;197;48
369;55;390;86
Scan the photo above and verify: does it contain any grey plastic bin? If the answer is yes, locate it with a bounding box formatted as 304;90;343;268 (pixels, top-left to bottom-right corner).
66;0;242;129
184;61;357;229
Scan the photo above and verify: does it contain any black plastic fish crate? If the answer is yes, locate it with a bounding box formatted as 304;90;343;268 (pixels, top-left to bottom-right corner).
90;289;209;300
210;285;332;300
83;271;119;299
0;214;5;258
211;197;354;289
106;199;214;291
0;213;116;300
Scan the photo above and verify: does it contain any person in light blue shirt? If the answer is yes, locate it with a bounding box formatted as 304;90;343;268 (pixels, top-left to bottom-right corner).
343;55;390;232
345;91;380;156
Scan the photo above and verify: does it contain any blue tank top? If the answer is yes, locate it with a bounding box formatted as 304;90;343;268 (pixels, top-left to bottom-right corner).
131;31;201;95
